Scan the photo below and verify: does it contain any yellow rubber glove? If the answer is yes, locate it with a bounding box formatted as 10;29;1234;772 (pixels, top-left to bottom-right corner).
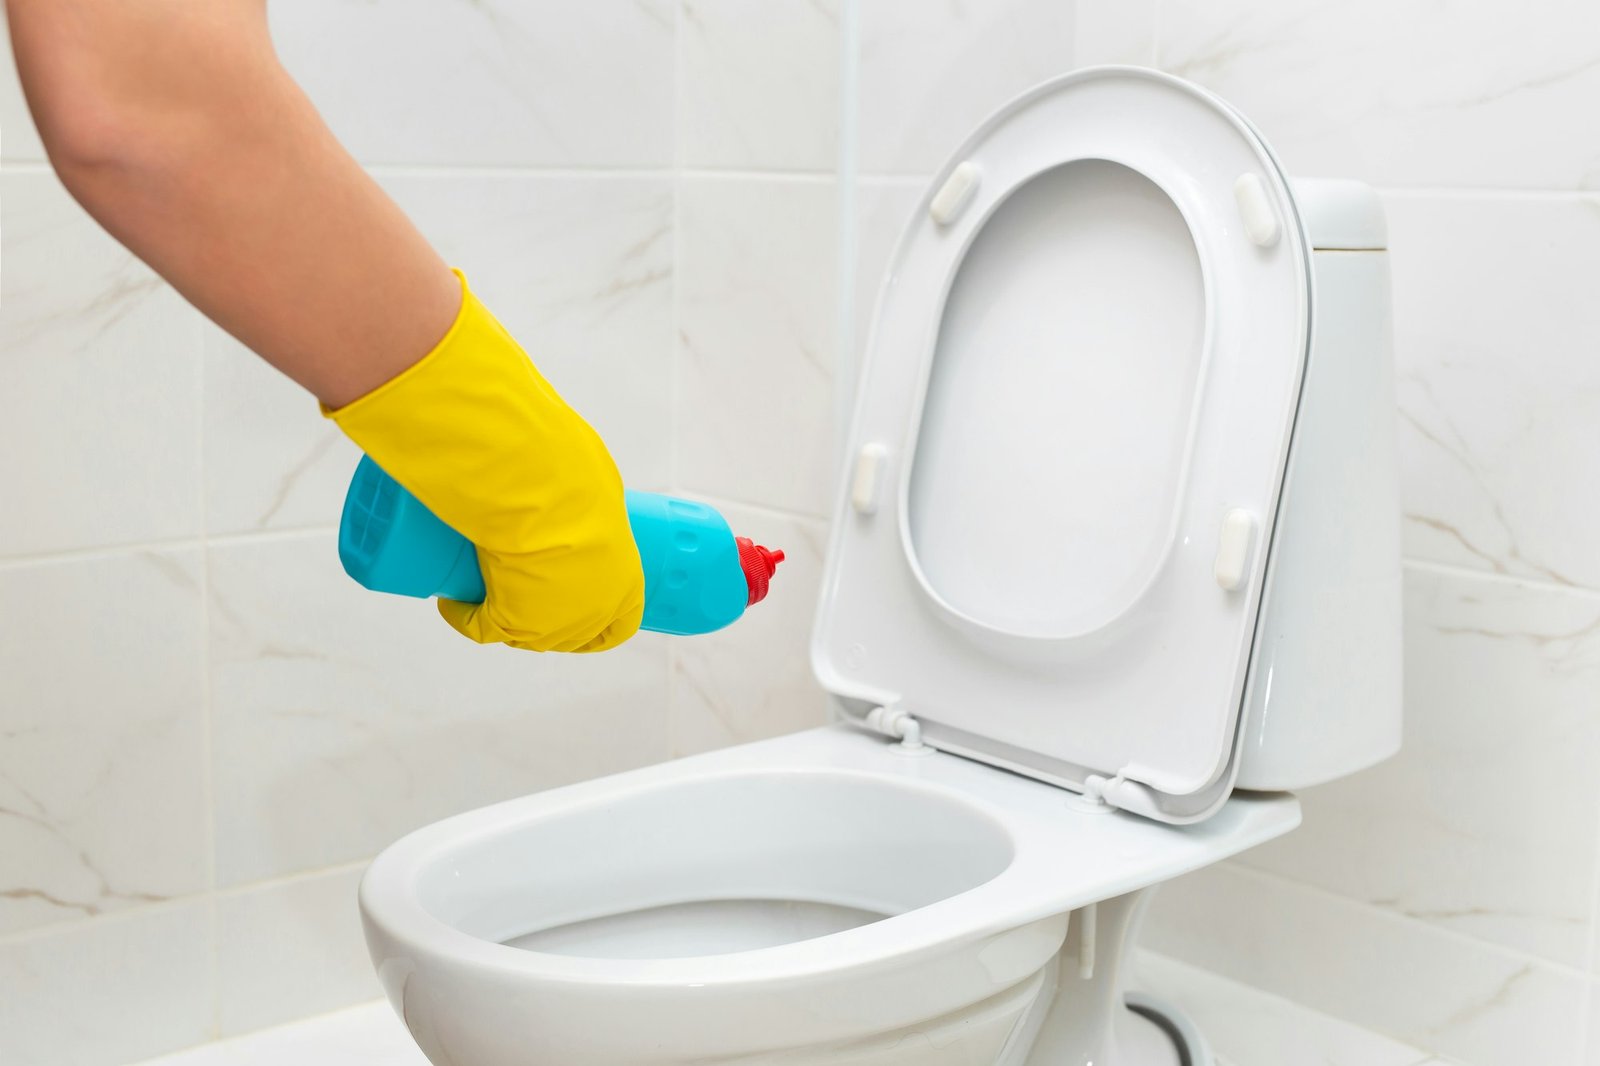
325;271;645;653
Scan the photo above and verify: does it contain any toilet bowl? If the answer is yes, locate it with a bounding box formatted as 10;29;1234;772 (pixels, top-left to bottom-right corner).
361;67;1403;1066
362;728;1298;1064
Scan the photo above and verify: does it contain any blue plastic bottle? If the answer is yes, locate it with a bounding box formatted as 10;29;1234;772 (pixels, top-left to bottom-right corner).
337;456;784;636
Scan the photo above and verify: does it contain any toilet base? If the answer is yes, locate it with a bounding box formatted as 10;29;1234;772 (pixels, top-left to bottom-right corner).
1021;888;1210;1066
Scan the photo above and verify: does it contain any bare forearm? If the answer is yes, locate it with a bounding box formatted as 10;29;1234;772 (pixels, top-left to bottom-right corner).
6;0;460;408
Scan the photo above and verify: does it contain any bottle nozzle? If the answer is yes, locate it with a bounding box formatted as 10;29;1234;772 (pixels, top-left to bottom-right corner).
735;537;784;606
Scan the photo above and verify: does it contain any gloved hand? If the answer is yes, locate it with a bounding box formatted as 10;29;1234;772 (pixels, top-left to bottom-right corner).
325;271;644;653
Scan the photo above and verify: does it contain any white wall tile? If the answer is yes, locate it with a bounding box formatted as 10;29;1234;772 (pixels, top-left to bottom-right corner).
215;866;376;1037
1386;194;1600;590
268;0;675;168
207;533;669;886
1157;0;1600;190
856;0;1075;176
0;173;202;557
676;177;837;516
0;10;45;162
0;550;208;937
385;174;676;494
130;1003;427;1066
1132;951;1449;1066
1239;566;1600;968
1145;863;1588;1066
201;328;358;537
669;502;829;756
1588;980;1600;1065
680;0;841;172
202;174;674;537
0;902;213;1066
1072;0;1157;68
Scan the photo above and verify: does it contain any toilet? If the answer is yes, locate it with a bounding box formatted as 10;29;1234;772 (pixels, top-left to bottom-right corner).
359;67;1403;1066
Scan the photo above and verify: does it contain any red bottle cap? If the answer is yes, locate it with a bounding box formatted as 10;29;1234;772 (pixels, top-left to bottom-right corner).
736;537;785;606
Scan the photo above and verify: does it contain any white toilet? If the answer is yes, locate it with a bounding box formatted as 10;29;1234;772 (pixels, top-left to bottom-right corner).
359;67;1403;1066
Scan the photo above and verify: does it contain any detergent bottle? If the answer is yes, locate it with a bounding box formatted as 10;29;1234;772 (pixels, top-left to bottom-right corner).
337;456;784;636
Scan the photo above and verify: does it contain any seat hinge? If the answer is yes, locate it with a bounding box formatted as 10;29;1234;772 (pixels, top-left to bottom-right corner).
1068;772;1129;815
863;704;933;756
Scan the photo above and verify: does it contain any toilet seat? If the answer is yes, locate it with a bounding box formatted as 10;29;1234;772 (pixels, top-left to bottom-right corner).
360;726;1299;1063
814;68;1313;823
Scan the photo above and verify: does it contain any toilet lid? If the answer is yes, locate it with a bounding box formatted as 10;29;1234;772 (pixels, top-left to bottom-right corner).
813;68;1311;823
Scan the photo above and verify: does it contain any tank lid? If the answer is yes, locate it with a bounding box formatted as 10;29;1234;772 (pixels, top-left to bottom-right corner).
1291;179;1387;251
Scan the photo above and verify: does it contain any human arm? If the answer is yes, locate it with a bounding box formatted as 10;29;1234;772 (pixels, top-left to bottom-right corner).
5;0;458;408
6;0;645;651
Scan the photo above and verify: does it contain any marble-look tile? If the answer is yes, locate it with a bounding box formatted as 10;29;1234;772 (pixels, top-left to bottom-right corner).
131;1002;425;1066
1144;863;1588;1066
201;328;359;537
1587;979;1600;1066
0;173;203;557
0;902;213;1066
1157;0;1600;190
387;175;675;494
669;502;830;757
0;550;208;936
680;0;841;172
0;12;45;161
856;0;1075;176
676;177;838;516
215;865;376;1037
1385;194;1600;590
207;532;670;886
268;0;674;168
1239;566;1600;968
1132;951;1447;1066
1072;0;1158;68
1587;979;1600;1062
203;175;673;536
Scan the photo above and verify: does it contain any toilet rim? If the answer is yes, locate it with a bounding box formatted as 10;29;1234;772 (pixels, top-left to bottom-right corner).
360;766;1072;987
360;727;1302;989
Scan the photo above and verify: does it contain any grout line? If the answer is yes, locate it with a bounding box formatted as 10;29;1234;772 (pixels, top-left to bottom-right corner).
1220;859;1596;983
355;163;840;183
676;168;837;185
855;174;926;189
834;0;861;466
10;532;1600;601
666;0;688;761
1399;556;1600;602
0;893;209;949
364;163;677;180
208;859;371;902
131;998;392;1064
680;490;829;527
0;861;375;951
1378;186;1600;201
204;896;221;1041
0;526;336;571
1581;752;1600;1057
194;307;222;1040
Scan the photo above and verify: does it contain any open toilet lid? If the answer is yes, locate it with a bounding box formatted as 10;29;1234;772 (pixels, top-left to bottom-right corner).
812;68;1312;824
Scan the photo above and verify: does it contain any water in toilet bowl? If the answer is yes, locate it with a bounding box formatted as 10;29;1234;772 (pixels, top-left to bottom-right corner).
504;898;890;960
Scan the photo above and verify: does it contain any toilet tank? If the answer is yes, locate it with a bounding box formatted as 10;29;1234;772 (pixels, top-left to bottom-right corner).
1232;179;1403;791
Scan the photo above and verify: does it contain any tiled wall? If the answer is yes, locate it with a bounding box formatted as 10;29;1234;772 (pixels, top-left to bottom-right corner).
8;1;1591;1064
0;2;834;1062
1064;2;1600;1063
